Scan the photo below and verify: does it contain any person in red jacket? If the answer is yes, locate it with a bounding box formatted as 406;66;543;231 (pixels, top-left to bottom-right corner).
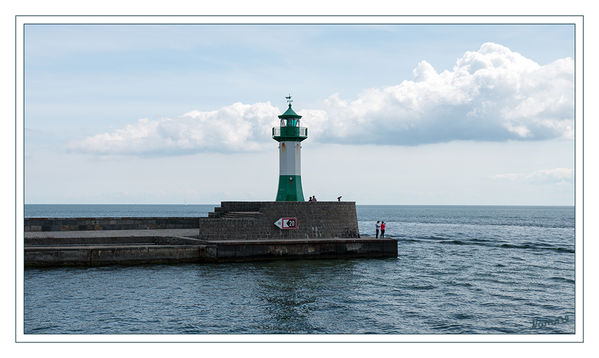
380;221;386;238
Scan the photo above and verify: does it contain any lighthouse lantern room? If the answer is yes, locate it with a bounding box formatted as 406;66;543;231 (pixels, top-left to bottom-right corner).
272;96;308;201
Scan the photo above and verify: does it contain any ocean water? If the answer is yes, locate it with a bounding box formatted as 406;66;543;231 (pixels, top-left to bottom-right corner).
24;205;575;335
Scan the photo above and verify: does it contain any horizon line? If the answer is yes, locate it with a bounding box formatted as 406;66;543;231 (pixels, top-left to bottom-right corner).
23;203;575;207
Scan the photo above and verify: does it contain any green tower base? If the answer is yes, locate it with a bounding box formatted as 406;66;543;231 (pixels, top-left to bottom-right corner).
276;175;304;201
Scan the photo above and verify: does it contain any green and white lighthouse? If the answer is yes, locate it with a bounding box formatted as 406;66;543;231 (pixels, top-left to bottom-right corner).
272;96;308;201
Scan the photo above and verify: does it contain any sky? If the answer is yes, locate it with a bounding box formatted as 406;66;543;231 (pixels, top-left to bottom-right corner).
23;23;575;205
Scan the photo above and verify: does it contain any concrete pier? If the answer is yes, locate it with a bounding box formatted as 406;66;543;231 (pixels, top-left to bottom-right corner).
24;202;398;267
25;229;397;267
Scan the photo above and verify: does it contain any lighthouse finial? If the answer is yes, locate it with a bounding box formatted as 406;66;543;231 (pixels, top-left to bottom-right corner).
285;94;293;107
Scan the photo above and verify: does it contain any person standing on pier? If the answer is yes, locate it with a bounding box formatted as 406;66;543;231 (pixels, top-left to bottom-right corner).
375;221;380;238
380;221;386;238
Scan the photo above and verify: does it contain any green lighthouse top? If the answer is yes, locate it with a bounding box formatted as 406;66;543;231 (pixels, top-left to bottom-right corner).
278;104;302;119
278;95;302;119
272;95;308;142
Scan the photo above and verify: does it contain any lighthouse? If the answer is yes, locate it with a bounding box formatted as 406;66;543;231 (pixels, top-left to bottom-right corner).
272;96;308;201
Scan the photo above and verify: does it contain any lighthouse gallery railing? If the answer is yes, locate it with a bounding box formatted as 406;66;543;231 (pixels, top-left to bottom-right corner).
272;127;308;138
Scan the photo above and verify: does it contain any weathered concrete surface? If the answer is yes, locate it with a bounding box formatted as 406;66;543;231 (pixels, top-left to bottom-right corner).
25;217;199;232
25;228;199;239
25;245;206;267
200;201;360;240
25;229;201;246
25;235;398;267
207;238;398;262
24;228;207;266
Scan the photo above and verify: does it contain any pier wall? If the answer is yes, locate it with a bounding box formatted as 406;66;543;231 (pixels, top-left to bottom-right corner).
24;217;199;232
200;201;360;240
25;238;397;267
25;245;204;267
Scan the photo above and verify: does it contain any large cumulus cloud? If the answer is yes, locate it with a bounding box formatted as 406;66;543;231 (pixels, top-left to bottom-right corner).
71;42;573;155
308;42;573;145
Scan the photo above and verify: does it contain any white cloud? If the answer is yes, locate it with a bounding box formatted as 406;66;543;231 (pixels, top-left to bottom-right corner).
491;168;573;185
71;42;573;155
70;102;279;155
311;42;573;145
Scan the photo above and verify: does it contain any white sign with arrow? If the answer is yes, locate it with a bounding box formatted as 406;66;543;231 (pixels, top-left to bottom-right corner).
274;217;297;230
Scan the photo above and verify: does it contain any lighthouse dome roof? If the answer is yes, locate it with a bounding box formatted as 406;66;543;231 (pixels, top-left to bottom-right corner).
278;104;302;119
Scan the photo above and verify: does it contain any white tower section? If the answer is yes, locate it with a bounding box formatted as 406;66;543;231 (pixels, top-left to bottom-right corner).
279;141;302;177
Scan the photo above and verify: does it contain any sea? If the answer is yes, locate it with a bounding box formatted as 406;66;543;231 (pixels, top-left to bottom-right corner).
23;204;576;335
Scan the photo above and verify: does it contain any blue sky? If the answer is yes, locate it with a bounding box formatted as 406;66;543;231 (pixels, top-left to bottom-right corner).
24;23;575;205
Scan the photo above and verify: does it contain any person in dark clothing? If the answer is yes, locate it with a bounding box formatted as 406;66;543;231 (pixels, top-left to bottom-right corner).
380;221;386;238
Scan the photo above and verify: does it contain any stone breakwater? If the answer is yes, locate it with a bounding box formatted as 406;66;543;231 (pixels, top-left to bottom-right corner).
201;201;360;240
25;217;199;232
24;202;397;267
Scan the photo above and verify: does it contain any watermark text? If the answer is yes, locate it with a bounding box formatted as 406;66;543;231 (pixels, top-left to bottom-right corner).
532;315;569;329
